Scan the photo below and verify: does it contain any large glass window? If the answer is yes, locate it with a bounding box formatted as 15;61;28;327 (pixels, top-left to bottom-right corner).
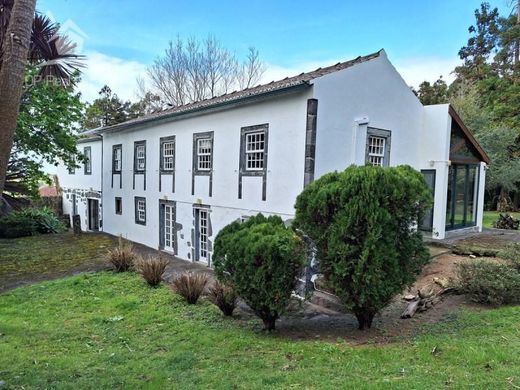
445;164;479;230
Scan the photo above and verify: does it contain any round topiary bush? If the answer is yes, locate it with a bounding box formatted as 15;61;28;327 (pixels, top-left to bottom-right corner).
294;165;432;330
213;214;306;330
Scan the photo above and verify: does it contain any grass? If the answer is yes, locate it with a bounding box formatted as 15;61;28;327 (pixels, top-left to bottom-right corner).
1;272;519;389
0;233;116;291
483;211;520;229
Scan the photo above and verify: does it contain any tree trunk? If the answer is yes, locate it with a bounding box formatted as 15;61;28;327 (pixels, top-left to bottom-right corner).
354;308;376;330
0;0;36;196
497;187;511;213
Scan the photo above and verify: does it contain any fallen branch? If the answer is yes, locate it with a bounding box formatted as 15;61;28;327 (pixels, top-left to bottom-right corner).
401;288;454;319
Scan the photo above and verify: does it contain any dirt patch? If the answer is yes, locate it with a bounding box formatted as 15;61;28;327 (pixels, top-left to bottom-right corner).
265;252;489;345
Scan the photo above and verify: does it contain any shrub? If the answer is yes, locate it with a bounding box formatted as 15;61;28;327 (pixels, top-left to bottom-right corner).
457;260;520;305
293;165;432;330
208;281;238;316
0;207;66;238
499;243;520;271
135;255;169;287
213;214;306;330
171;272;208;304
106;235;136;272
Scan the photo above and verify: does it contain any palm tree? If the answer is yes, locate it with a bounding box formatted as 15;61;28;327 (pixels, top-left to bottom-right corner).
0;0;83;205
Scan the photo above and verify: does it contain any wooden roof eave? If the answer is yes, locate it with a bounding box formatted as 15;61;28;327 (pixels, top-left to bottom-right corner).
448;105;490;164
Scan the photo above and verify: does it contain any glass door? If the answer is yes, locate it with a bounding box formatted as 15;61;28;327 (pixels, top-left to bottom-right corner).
163;204;175;252
445;164;479;230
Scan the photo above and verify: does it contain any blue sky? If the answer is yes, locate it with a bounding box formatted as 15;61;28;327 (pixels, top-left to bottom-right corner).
37;0;511;102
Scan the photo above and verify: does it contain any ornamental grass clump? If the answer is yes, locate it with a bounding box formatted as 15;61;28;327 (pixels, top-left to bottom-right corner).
135;255;169;287
106;235;136;272
172;272;208;304
208;281;238;316
294;165;432;330
213;214;306;331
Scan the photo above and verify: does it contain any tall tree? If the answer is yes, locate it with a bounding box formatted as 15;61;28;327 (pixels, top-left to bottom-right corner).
82;85;142;129
0;2;83;199
0;0;37;198
416;77;449;105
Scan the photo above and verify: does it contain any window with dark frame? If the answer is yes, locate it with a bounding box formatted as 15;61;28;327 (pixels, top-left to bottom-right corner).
115;197;122;215
112;145;122;173
134;141;146;172
161;138;175;171
68;164;75;175
84;146;92;175
238;124;269;201
365;128;391;167
196;138;212;171
134;197;146;225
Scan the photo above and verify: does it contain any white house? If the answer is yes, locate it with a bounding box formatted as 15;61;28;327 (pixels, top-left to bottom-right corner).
57;49;489;266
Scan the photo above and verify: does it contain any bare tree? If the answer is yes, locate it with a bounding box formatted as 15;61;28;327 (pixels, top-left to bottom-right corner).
147;35;265;107
238;47;265;90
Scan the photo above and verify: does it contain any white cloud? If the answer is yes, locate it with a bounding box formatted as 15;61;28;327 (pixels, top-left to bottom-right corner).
78;51;148;102
393;57;461;88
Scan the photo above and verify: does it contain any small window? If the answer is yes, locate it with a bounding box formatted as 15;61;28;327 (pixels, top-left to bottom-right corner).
84;147;92;175
365;128;391;167
197;138;212;171
245;131;265;170
113;145;122;173
367;136;386;166
135;197;146;225
161;139;175;171
134;141;146;172
68;165;75;175
115;197;122;215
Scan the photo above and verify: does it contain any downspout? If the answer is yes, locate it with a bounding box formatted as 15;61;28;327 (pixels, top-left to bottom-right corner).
101;135;104;231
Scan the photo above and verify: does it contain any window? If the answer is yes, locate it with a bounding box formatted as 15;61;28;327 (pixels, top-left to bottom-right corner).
113;145;122;173
197;138;212;171
84;147;92;175
160;138;175;171
135;197;146;225
115;197;122;215
367;136;385;166
68;165;75;175
199;209;208;258
365;128;391;167
245;131;265;170
134;141;146;172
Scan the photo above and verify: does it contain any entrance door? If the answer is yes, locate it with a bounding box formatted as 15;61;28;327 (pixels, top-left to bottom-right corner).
195;208;209;263
87;199;99;231
163;204;175;252
445;164;479;230
420;170;436;231
71;194;77;215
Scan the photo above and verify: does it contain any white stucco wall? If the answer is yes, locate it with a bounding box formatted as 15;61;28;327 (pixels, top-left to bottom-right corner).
57;138;103;231
101;91;311;263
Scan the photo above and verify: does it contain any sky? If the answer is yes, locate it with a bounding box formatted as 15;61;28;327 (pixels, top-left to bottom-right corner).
37;0;512;103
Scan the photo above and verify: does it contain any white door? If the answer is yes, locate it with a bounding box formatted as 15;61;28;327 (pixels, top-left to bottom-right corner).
197;209;209;263
164;204;175;252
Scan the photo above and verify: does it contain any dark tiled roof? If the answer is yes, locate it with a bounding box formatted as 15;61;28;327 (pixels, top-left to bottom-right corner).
93;50;383;134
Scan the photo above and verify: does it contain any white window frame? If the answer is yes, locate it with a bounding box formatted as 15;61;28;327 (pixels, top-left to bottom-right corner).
135;197;146;225
245;131;265;171
197;138;212;171
84;147;92;175
162;141;175;171
367;136;386;167
199;209;208;259
113;146;122;173
135;143;146;172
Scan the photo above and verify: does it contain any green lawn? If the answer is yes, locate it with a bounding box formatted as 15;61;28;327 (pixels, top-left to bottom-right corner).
1;272;519;389
0;233;115;291
483;211;520;229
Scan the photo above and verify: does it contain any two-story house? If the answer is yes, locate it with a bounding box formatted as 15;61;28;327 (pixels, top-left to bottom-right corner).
57;49;489;265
